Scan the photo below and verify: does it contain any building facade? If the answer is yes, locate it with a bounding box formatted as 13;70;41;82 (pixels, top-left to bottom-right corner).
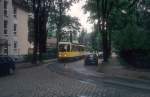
0;0;31;56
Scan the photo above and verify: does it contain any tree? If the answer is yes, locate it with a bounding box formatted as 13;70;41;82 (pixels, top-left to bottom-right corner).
90;24;101;51
59;15;81;43
109;0;150;67
48;15;81;42
83;0;141;62
111;0;150;51
25;0;54;63
48;0;79;56
83;0;117;61
25;0;79;63
28;16;34;44
78;29;88;44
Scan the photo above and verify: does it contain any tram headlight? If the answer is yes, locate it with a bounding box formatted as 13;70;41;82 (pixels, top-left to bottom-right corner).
64;54;67;57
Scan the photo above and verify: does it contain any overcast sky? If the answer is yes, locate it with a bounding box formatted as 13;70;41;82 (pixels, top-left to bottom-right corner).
68;0;93;33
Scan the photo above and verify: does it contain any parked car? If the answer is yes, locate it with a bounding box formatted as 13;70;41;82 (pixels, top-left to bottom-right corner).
84;54;98;65
0;56;16;76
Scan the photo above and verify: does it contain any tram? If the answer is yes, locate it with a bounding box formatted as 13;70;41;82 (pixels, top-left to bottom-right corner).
58;42;86;60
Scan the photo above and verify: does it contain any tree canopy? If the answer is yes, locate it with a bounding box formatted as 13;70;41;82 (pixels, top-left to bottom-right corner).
25;0;80;63
83;0;150;66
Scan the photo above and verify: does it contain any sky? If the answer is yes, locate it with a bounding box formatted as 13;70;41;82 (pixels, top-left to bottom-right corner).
68;0;93;33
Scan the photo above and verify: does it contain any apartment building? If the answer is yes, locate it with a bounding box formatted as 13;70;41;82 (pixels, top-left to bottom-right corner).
0;0;31;56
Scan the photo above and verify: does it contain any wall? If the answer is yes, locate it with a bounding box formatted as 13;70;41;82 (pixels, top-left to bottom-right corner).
16;7;30;55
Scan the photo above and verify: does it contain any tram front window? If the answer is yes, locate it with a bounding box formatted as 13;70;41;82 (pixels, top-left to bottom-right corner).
59;44;70;52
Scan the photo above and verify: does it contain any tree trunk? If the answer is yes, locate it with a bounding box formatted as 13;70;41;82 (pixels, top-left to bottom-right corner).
108;30;111;57
101;0;109;62
102;23;108;62
38;9;48;62
57;0;63;57
32;0;40;64
32;11;38;64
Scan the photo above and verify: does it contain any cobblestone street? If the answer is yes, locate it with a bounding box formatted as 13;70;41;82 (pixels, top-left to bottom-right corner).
0;62;150;97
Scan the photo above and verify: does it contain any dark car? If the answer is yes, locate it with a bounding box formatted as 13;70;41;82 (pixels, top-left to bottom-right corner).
0;56;15;76
84;54;98;65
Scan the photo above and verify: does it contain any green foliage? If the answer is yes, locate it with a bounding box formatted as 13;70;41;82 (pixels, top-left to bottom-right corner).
111;0;150;51
84;0;150;64
90;24;102;51
48;0;81;42
47;31;56;38
83;0;150;52
24;54;33;62
78;29;87;44
110;0;150;67
28;17;34;43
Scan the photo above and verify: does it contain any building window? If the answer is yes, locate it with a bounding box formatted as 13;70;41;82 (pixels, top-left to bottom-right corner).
14;24;17;35
4;41;8;55
4;0;8;17
4;29;8;34
14;41;17;49
13;7;17;18
4;20;8;34
4;47;8;54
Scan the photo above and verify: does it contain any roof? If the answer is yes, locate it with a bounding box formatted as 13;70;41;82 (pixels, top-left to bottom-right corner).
58;42;85;46
59;42;71;45
12;0;29;12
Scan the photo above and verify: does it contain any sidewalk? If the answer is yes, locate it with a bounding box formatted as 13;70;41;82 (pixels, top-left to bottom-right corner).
98;53;150;81
16;59;57;69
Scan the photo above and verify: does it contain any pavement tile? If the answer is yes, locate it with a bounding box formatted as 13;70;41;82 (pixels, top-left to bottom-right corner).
0;63;150;97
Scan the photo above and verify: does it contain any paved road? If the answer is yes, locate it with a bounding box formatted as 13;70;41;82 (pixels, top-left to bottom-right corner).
0;60;150;97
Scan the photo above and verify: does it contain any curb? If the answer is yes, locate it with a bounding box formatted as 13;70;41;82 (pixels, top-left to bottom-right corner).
16;59;57;69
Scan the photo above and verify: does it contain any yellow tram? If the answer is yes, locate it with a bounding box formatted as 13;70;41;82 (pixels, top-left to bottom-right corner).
58;42;86;60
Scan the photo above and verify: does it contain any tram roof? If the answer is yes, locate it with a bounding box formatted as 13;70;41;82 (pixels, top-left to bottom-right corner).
59;42;71;44
59;42;85;47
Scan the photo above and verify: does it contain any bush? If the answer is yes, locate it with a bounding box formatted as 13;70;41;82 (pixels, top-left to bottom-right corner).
47;48;57;58
119;49;150;68
24;54;33;62
112;15;150;68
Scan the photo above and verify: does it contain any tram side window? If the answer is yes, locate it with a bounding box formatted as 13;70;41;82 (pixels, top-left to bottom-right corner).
78;46;81;51
72;45;78;51
59;44;70;52
79;46;82;51
67;45;70;51
78;46;84;52
72;45;75;51
83;47;85;51
79;47;82;51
